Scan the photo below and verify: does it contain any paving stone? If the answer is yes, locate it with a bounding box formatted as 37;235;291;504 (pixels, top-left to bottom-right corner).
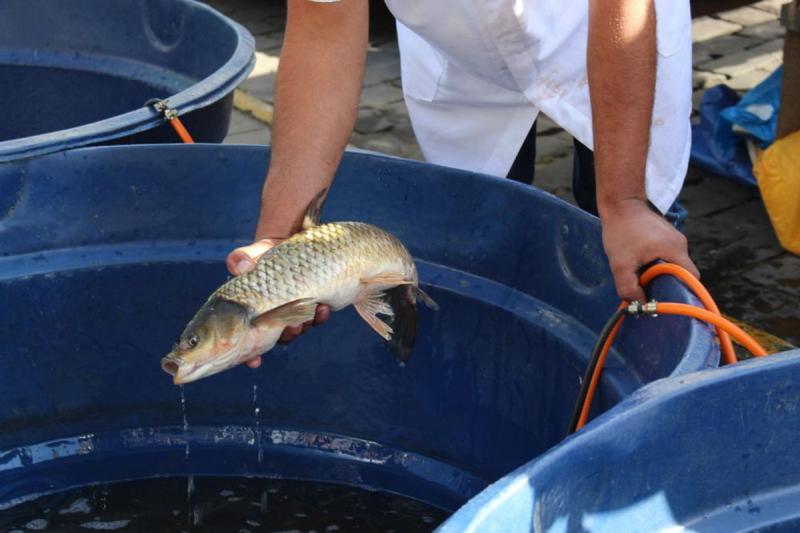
751;0;793;16
716;6;779;26
359;83;405;108
693;34;761;64
738;19;786;40
354;108;394;134
686;199;784;274
679;173;755;217
363;50;401;86
743;254;800;298
704;275;800;347
532;155;574;202
535;131;574;163
227;110;268;135
255;33;283;52
536;113;562;135
698;38;783;77
727;67;775;91
692;88;708;112
692;16;743;43
692;70;728;90
224;127;271;145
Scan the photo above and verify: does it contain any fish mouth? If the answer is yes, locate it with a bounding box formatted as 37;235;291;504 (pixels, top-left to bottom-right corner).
161;346;243;385
161;355;198;385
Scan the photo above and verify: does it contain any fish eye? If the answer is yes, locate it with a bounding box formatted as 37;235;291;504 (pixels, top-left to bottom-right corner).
187;334;199;348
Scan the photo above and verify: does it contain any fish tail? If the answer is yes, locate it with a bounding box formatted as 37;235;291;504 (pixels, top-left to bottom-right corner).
382;284;419;365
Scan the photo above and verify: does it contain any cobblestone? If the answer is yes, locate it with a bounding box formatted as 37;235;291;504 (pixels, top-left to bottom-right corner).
691;16;743;42
726;67;775;91
716;6;780;26
698;38;783;77
692;34;761;64
738;19;786;40
751;0;793;16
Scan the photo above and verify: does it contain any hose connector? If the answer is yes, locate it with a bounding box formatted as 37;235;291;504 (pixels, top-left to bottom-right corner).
626;301;643;316
642;300;659;316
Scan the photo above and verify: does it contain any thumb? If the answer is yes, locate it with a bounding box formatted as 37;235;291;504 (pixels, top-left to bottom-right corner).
226;238;281;276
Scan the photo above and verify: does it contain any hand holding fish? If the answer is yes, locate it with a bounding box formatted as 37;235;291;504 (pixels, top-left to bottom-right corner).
226;237;331;369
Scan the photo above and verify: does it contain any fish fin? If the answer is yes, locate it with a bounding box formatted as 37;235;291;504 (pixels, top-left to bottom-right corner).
413;286;439;311
354;288;394;341
359;272;414;288
301;188;329;230
355;285;418;364
381;285;419;364
250;298;317;329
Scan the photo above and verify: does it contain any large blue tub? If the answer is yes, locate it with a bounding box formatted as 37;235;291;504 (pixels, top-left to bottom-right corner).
440;349;800;532
0;146;717;517
0;0;254;162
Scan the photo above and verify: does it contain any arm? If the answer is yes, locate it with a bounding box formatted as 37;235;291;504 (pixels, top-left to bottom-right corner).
588;0;698;302
227;0;369;362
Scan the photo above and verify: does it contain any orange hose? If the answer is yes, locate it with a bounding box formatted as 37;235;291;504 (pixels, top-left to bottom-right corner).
639;264;737;365
654;303;768;357
169;117;195;144
576;311;625;429
574;263;769;432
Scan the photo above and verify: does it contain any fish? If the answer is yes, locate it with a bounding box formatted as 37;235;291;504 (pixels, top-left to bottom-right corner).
161;189;438;385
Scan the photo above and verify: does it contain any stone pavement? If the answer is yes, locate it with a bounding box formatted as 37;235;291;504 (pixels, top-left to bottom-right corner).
210;0;798;348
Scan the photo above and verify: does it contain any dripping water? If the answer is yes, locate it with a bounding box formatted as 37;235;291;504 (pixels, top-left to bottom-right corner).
252;374;263;463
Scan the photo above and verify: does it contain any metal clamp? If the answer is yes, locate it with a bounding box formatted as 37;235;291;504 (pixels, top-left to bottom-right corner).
145;98;179;120
625;300;659;317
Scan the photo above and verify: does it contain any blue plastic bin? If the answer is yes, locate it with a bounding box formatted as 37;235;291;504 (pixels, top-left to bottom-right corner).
0;145;717;513
0;0;254;162
440;349;800;532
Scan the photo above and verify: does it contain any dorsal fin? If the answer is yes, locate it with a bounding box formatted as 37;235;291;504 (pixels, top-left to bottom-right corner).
301;188;329;230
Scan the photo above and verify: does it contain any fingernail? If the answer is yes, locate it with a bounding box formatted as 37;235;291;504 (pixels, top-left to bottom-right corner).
235;259;252;275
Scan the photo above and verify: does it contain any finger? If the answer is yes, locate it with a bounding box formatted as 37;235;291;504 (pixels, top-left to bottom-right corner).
278;330;294;344
612;261;647;303
226;239;279;276
246;356;262;369
314;305;331;326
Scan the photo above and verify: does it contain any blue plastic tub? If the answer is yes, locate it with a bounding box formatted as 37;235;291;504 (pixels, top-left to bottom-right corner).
0;145;717;516
0;0;254;162
440;349;800;532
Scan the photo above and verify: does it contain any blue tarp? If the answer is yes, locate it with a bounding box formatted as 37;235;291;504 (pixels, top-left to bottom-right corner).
690;67;783;187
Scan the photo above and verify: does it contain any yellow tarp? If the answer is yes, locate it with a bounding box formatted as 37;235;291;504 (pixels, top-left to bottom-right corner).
754;129;800;255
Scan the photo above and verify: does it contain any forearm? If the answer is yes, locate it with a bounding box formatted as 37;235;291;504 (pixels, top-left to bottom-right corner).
587;0;656;218
257;0;368;240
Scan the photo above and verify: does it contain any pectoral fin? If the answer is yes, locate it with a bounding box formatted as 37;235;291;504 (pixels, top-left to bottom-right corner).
250;298;317;329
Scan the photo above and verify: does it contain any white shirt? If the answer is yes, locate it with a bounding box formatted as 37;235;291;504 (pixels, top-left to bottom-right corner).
311;0;693;214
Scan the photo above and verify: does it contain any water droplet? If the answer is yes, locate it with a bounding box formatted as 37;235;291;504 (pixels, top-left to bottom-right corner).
186;476;195;503
180;386;190;459
252;376;262;463
191;504;203;526
260;491;268;514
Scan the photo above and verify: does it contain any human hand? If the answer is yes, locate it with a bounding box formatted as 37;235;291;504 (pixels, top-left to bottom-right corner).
226;238;331;369
600;198;700;303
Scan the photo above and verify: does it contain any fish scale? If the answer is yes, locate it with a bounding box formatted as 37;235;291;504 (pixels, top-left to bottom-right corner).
215;222;416;315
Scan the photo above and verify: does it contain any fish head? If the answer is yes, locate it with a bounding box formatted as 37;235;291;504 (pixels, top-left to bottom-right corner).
161;297;251;385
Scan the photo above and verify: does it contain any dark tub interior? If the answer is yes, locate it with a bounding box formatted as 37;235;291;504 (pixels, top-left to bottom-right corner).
0;146;718;524
0;0;253;158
